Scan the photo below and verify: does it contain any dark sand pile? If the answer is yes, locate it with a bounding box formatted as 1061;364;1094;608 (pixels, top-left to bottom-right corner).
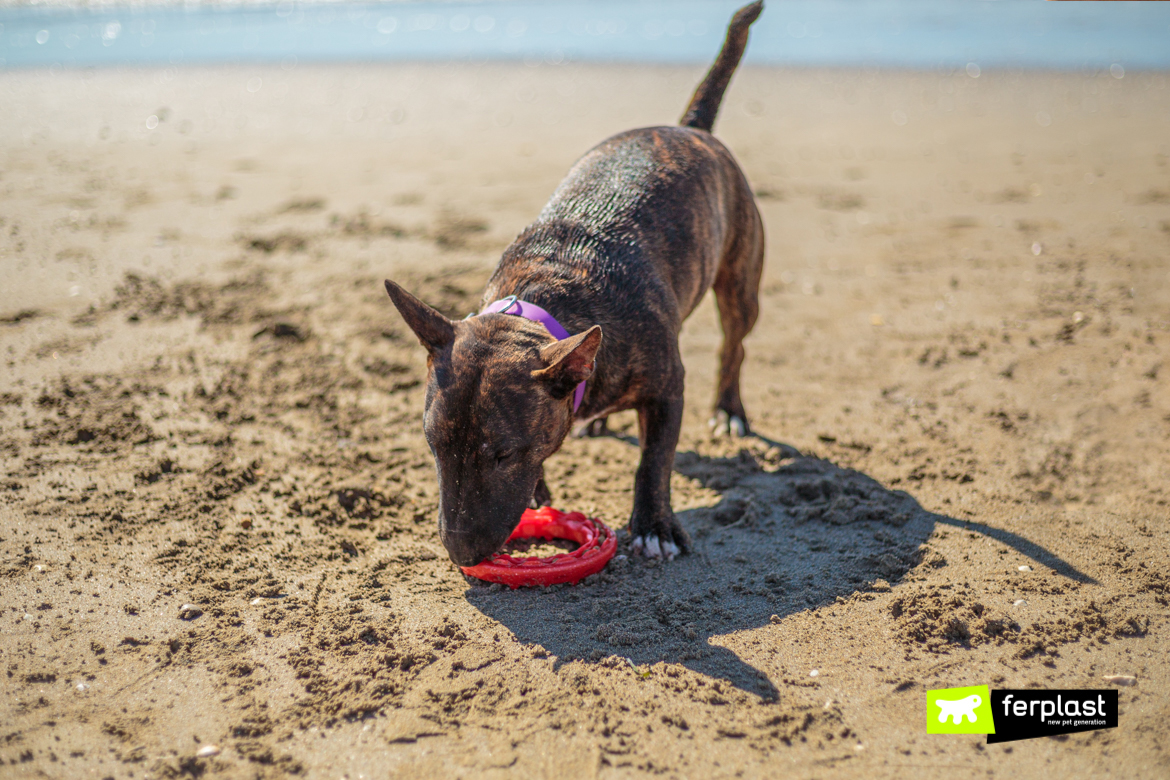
1;64;1168;778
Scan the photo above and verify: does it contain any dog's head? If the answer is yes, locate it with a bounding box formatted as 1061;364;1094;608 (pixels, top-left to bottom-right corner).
384;280;602;566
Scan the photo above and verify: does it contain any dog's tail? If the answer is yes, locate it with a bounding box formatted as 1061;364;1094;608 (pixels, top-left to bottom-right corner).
679;1;763;133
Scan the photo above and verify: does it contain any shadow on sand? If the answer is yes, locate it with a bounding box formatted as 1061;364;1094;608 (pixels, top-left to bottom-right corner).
465;437;1095;699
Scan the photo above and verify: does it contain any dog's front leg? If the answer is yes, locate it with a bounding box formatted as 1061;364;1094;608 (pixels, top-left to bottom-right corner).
531;468;553;509
573;417;610;438
629;396;690;559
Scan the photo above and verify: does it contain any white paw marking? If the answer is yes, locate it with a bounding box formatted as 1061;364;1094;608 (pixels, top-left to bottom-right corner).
934;694;982;725
574;418;608;438
631;535;678;560
708;410;747;438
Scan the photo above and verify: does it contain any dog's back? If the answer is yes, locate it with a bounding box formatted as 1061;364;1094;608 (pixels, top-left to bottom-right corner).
482;0;764;330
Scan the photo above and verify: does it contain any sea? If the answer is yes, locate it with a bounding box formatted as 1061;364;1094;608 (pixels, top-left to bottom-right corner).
1;0;1168;72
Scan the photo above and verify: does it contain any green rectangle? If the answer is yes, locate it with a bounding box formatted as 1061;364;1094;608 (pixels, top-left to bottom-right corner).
927;685;996;734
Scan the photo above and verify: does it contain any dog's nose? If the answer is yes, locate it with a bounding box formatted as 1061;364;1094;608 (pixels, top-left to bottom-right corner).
445;543;484;567
440;527;493;567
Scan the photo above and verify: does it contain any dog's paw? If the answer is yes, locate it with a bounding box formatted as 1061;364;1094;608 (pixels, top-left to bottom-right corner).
574;417;610;438
709;409;748;438
631;534;681;561
630;510;690;560
530;476;553;509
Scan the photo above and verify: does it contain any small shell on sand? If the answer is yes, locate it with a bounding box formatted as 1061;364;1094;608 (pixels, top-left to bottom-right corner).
1103;675;1137;686
1018;565;1032;572
196;744;221;758
178;604;203;620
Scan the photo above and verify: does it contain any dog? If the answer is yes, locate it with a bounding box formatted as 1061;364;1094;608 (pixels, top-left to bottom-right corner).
385;1;765;566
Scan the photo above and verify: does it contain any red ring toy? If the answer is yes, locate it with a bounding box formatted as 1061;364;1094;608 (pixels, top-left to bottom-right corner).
460;506;617;588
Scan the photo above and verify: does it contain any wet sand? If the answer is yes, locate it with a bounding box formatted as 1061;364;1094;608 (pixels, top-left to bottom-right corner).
1;62;1168;778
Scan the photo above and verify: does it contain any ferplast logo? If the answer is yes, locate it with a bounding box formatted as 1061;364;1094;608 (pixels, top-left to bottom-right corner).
926;687;1120;743
926;685;995;735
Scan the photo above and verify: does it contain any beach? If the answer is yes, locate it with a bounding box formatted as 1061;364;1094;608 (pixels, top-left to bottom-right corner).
1;61;1168;778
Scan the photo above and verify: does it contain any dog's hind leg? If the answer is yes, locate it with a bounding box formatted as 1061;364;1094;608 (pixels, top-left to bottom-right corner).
710;206;764;437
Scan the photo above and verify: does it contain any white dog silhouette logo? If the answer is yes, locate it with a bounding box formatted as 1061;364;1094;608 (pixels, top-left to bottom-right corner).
935;694;982;725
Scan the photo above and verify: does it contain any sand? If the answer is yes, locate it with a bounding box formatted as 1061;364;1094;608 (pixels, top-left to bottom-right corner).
1;61;1168;779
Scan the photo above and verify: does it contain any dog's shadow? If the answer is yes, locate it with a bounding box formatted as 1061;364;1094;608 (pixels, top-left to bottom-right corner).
465;440;1095;699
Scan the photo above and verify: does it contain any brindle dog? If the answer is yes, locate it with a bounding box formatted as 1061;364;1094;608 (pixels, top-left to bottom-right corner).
385;1;765;566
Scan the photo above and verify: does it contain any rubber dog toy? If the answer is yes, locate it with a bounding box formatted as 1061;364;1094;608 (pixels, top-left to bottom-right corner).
460;506;616;588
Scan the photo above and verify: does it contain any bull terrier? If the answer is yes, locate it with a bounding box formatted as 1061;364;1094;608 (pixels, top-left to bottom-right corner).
385;1;765;565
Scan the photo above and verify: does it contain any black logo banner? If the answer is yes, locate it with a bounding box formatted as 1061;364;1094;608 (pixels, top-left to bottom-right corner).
987;689;1119;744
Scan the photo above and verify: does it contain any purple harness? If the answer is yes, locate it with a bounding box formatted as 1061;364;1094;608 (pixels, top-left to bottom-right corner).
480;295;586;413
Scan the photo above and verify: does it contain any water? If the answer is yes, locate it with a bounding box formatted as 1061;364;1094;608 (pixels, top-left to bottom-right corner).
1;0;1168;71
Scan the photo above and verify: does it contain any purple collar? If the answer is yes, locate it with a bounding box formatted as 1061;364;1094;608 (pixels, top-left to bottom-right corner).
480;296;586;413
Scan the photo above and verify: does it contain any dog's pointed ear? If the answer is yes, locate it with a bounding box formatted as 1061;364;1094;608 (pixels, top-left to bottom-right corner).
532;325;602;397
384;280;454;353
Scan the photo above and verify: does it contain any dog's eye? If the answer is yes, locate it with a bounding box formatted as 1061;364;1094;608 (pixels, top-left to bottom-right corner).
494;449;516;466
